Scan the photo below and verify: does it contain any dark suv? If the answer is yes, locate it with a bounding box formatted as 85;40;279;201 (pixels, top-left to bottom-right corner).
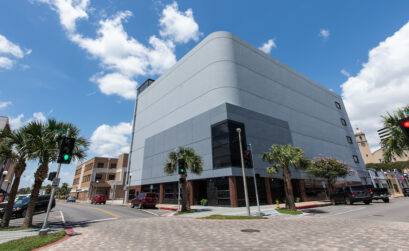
131;192;158;209
365;184;390;203
0;195;55;218
402;187;409;197
330;185;372;205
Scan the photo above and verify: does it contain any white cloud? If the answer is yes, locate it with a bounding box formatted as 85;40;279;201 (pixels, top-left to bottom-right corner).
0;56;14;69
319;29;330;39
0;34;31;70
341;21;409;151
159;2;201;43
341;69;350;77
258;39;276;54
90;122;132;157
38;1;198;100
9;112;47;130
0;101;12;109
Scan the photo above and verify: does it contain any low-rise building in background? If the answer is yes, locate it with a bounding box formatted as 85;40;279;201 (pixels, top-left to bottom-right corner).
70;153;128;201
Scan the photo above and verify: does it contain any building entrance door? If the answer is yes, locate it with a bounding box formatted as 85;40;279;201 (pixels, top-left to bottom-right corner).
195;180;207;205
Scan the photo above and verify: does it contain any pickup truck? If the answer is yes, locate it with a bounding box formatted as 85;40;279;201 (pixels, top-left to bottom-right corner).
365;185;390;203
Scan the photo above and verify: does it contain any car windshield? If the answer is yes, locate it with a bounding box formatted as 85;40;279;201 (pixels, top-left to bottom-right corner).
146;193;156;198
14;197;30;207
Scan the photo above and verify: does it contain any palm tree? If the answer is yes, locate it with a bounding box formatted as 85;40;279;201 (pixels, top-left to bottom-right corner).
380;105;409;162
262;144;310;210
23;119;88;227
164;147;203;212
0;127;31;227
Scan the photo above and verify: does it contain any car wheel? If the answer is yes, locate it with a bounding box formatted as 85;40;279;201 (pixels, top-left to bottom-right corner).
131;203;135;208
345;197;353;205
103;202;106;205
331;198;336;206
383;198;389;203
138;202;143;209
21;209;27;218
364;200;371;205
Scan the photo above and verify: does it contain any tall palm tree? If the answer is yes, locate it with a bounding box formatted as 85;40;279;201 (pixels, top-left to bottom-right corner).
380;105;409;162
262;144;310;210
23;119;88;227
164;147;203;212
0;127;31;227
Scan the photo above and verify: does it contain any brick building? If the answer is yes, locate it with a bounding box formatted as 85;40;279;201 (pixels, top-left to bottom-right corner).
70;153;128;200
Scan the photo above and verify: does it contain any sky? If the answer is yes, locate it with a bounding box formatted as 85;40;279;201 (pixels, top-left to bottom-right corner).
1;0;409;188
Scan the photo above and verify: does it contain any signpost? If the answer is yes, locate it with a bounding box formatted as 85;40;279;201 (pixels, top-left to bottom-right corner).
39;129;74;236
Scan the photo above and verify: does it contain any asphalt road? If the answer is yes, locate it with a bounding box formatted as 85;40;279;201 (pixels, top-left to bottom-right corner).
56;201;169;227
304;196;409;222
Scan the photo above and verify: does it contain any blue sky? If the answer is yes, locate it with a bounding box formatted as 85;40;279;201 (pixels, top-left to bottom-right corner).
1;0;409;188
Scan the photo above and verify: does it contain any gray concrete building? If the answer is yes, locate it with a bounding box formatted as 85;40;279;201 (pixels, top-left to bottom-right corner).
126;31;369;206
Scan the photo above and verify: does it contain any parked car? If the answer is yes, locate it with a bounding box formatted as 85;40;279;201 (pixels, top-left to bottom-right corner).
402;187;409;197
66;196;76;202
0;195;55;218
131;192;158;209
330;185;372;205
365;185;390;203
91;194;106;204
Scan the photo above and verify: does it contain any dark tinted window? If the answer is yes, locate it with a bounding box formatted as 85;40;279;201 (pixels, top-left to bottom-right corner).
353;155;359;163
335;102;342;110
95;174;102;180
340;118;347;126
346;136;353;144
211;120;247;169
146;193;156;198
351;185;367;191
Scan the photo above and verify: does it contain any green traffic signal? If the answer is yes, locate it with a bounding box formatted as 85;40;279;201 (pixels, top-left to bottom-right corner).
181;169;184;173
64;154;70;161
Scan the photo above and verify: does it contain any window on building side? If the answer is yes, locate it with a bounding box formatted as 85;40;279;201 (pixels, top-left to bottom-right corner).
97;163;104;168
95;174;102;180
335;101;342;110
340;118;347;126
108;174;115;180
211;120;247;169
346;136;353;144
353;155;359;163
110;163;116;169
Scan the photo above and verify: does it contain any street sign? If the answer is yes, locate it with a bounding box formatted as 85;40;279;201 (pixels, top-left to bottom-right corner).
52;178;60;188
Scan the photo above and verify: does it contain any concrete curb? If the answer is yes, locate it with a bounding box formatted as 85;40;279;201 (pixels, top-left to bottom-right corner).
158;207;178;211
33;225;74;251
296;203;332;209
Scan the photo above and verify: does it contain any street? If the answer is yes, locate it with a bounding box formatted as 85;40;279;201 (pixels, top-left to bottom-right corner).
305;197;409;222
38;197;409;250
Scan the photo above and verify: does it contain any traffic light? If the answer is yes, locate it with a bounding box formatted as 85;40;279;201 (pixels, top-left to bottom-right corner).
398;117;409;142
57;137;76;164
178;159;186;175
244;150;253;168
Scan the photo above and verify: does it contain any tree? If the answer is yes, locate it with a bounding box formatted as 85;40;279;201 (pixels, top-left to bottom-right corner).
164;147;203;212
380;105;409;162
44;184;52;195
0;126;31;227
57;183;70;198
23;119;88;227
366;161;409;173
17;187;31;195
262;144;310;210
307;157;350;196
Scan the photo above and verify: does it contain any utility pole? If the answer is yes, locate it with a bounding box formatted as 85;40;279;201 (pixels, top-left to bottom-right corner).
39;128;70;236
248;144;261;216
237;128;250;216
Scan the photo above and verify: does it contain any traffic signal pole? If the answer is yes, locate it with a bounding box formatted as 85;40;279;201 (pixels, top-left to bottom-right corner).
248;144;261;216
39;128;70;236
237;128;250;216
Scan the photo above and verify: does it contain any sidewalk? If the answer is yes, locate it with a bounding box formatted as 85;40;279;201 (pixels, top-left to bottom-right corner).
157;200;331;218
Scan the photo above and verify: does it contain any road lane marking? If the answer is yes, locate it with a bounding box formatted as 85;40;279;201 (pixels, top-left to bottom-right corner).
60;210;65;224
141;209;160;216
58;203;122;218
321;207;366;217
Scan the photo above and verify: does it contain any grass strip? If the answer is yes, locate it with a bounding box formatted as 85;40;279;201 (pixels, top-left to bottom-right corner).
201;215;267;219
276;208;302;215
174;210;196;216
0;230;66;251
0;226;39;231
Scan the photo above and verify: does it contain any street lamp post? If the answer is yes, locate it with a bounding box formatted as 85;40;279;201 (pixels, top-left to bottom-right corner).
237;128;250;216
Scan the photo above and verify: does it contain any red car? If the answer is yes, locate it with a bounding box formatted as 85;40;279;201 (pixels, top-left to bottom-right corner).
91;194;107;204
131;192;158;209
